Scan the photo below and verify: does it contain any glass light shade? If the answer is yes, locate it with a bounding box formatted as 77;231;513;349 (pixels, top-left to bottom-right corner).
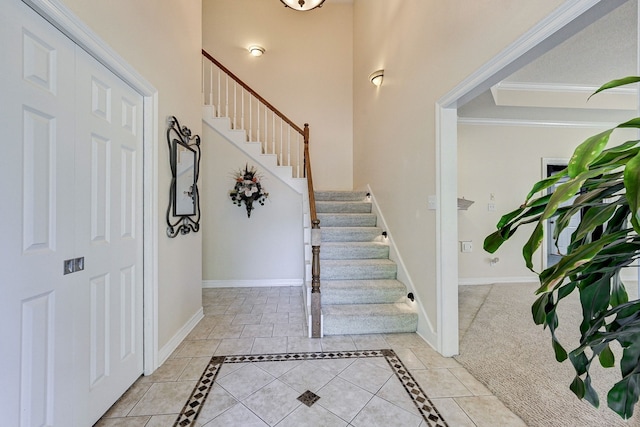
280;0;325;11
369;70;384;86
248;45;265;57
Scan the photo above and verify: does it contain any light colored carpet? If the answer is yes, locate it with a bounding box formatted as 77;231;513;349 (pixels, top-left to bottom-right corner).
456;282;640;427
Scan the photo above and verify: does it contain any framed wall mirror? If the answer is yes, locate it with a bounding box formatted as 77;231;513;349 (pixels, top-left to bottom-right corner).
166;116;201;237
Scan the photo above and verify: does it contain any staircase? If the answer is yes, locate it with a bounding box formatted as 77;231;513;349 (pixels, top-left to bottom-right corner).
317;191;418;335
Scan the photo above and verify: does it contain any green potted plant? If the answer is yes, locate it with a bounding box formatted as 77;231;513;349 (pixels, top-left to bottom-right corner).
484;77;640;419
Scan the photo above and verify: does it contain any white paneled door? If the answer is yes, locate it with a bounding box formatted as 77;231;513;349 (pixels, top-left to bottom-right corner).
0;1;144;426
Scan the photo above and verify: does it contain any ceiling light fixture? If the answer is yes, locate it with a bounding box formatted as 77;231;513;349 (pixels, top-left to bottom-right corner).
248;45;265;57
280;0;325;11
369;69;384;87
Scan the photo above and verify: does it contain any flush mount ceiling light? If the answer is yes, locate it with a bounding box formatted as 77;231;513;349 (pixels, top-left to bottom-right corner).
280;0;325;11
369;69;384;87
248;45;265;57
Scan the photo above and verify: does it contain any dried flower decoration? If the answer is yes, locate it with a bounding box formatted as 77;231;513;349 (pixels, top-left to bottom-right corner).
229;164;269;218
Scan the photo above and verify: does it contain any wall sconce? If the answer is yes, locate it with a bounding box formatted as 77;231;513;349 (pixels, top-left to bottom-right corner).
248;45;265;57
369;69;384;86
280;0;325;11
382;231;388;240
407;292;415;302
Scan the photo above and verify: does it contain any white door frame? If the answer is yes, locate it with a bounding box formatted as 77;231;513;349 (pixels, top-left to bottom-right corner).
23;0;160;374
435;0;629;357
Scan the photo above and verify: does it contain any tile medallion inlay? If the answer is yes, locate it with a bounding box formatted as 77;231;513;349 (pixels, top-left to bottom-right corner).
173;349;448;427
297;390;321;407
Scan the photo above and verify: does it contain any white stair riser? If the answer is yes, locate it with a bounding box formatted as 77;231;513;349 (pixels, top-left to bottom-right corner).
317;202;372;214
322;228;382;242
320;244;389;260
321;264;397;280
317;214;377;227
315;191;368;201
323;313;418;335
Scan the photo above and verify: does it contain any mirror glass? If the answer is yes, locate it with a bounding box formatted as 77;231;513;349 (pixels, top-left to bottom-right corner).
173;140;197;216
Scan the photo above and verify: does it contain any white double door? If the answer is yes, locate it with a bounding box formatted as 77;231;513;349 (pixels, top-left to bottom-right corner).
0;1;144;425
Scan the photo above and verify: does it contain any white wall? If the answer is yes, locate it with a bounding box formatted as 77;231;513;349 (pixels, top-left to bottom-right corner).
458;122;638;283
202;0;354;191
201;125;304;284
61;0;203;351
352;0;566;332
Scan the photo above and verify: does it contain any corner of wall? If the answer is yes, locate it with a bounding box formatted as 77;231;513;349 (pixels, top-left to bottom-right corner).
366;184;438;349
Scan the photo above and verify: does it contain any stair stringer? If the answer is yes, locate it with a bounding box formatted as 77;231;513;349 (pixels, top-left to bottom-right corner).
202;106;306;195
366;185;437;346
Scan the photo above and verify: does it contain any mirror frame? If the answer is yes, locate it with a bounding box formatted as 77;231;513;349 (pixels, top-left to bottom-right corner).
166;116;201;237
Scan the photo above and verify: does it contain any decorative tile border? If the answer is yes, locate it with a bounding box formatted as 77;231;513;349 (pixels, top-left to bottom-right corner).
174;349;448;427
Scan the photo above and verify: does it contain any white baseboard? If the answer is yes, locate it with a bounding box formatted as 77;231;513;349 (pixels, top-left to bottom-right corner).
202;279;303;288
157;307;204;366
459;276;538;286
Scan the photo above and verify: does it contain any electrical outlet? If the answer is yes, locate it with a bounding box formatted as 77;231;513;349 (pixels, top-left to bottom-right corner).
428;195;437;210
461;241;473;253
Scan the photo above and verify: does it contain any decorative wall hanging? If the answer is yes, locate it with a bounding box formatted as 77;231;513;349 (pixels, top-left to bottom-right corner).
166;116;201;237
229;164;269;218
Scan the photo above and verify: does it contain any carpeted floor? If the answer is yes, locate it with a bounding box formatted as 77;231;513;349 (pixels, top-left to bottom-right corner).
456;282;640;427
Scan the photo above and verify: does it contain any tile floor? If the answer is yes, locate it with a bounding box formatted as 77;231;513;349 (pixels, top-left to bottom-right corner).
95;286;526;427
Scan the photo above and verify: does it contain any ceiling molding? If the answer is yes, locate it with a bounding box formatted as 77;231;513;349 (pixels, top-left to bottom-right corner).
490;81;637;110
458;116;619;128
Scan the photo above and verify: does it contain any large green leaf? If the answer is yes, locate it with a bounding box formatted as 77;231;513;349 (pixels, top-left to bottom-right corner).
599;344;615;368
608;374;640;419
590;76;640;98
624;150;640;233
567;130;613;178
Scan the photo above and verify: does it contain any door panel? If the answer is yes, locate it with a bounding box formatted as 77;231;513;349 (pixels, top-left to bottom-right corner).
74;46;144;425
0;2;144;425
0;1;77;425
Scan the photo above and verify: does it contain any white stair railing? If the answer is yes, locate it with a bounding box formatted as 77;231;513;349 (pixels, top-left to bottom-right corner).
202;50;305;178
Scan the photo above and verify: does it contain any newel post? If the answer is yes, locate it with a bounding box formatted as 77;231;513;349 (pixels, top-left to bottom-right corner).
311;219;321;338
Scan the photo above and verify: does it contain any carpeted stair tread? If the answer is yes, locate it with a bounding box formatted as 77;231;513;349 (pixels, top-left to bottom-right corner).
317;213;377;227
322;279;407;304
314;189;418;336
322;227;382;242
320;242;389;260
316;201;372;214
322;303;418;335
315;191;368;201
321;259;397;280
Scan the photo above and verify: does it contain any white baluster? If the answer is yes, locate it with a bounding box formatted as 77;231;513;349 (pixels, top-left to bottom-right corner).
225;75;229;118
256;102;264;153
217;68;221;117
287;128;291;167
280;119;283;166
264;107;268;154
240;87;245;131
233;82;238;129
272;113;275;155
249;95;253;142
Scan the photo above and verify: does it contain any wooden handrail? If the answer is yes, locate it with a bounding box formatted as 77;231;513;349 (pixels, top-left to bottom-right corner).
305;124;321;338
202;49;304;136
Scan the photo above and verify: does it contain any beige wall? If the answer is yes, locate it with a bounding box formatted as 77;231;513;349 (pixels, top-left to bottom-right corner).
202;0;354;191
458;123;637;282
61;0;203;350
352;0;566;329
201;125;304;283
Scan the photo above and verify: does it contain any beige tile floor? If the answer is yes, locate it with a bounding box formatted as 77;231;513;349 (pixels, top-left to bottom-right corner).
95;286;525;427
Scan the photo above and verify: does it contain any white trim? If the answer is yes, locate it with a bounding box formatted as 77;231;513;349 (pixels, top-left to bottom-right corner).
24;0;160;374
457;117;619;129
492;81;636;95
366;185;437;346
202;279;304;288
459;276;539;286
541;158;570;272
157;308;204;366
436;0;626;358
